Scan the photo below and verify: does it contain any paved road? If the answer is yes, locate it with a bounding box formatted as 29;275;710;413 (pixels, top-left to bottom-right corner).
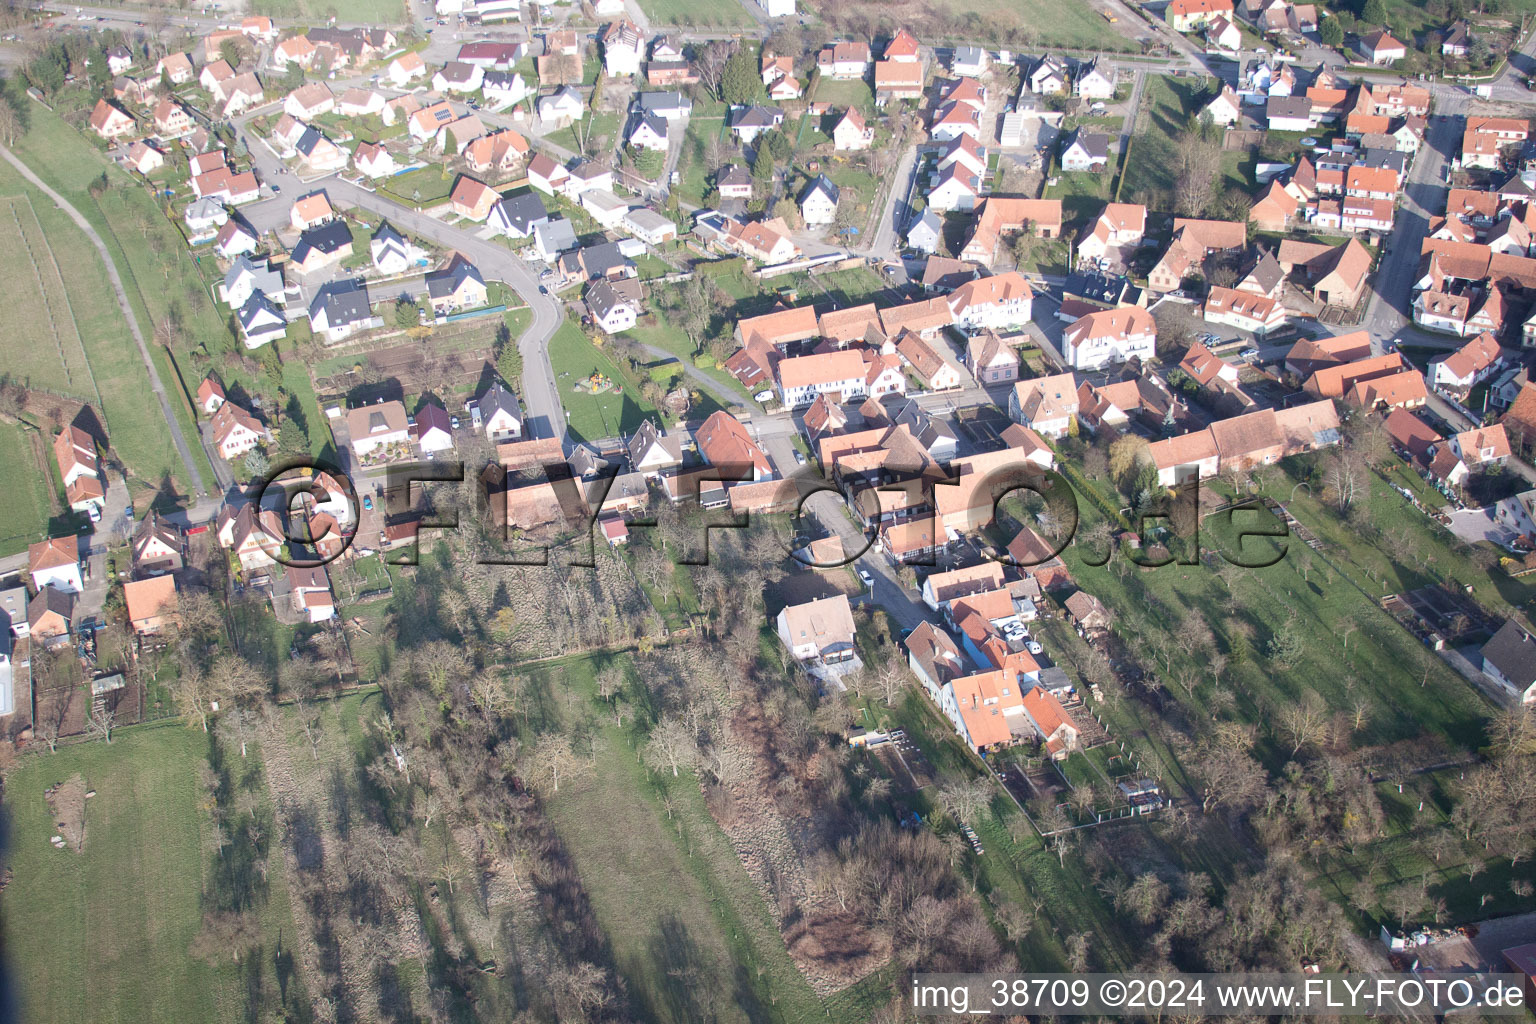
0;141;214;503
230;121;570;441
861;144;920;259
1362;105;1466;347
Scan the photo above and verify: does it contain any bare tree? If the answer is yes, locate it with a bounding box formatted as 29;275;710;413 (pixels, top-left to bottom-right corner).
644;716;698;777
1280;694;1328;757
87;704;116;744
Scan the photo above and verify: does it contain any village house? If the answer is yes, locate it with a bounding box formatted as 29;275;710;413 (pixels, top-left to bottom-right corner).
777;594;861;677
1481;619;1536;704
124;576;179;636
1009;372;1079;438
88;99;135;139
1063;307;1156;370
211;400;270;460
966;331;1020;384
832;107;874;151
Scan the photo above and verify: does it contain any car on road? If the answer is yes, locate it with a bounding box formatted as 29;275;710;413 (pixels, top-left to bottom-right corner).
270;184;281;194
858;568;874;588
793;451;806;465
538;284;547;294
1026;641;1044;655
125;504;134;521
363;495;373;511
450;415;460;430
1240;347;1259;361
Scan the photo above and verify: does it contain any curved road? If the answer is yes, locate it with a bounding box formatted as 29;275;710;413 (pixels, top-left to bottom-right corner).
231;123;570;440
0;141;212;501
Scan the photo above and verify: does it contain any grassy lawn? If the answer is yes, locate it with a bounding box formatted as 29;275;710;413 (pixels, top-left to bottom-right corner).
3;724;291;1024
0;420;56;556
545;112;624;158
926;0;1133;50
807;266;890;307
250;0;410;24
812;77;876;117
1119;74;1203;206
546;320;657;442
535;653;888;1023
376;165;456;207
638;0;754;26
1045;167;1117;231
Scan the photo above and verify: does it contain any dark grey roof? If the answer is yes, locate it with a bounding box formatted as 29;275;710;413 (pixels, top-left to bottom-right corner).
1483;619;1536;688
308;27;367;55
373;219;405;249
890;398;957;450
425;256;484;299
1063;271;1130;304
953;45;985;65
719;163;751;188
1266;96;1312;119
1065;128;1110;160
238;292;284;330
631;109;668;141
483;69;520;90
293;219;353;262
586;278;636;321
309;280;371;326
480;380;523;426
732;104;783;129
499;191;548;233
580;240;634;280
637;90;691;114
1359;148;1408;174
295;126;326;157
1243;250;1284;293
800;173;839;205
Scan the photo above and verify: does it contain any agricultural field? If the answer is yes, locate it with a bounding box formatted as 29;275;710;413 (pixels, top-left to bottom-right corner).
0;419;57;556
638;0;755;28
0;194;97;399
250;0;411;25
811;0;1135;51
2;724;296;1024
9;98;219;494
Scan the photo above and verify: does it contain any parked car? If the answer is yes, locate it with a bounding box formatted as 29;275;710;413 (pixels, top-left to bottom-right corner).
858;568;874;587
363;495;373;511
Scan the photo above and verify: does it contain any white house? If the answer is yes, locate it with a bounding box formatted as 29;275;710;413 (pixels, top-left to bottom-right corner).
831;107;874;151
947;272;1033;331
1063;307;1157;370
799;174;839;226
1481;619;1536;704
479;381;523;442
601;19;644;76
586;279;639;334
537;86;585;126
907;209;943;253
28;537;82;595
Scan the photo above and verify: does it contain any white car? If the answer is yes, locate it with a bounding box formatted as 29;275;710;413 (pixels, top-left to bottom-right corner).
858;568;874;587
1026;641;1044;655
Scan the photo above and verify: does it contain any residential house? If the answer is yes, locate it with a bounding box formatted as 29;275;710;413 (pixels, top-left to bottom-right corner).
585;278;641;334
817;41;871;80
1362;29;1407;64
219;254;286;309
387;51;427;85
489;192;550;238
623;207;677;245
777;349;870;406
480;381;523;442
1431;331;1504;391
285;82;336;120
874;60;924;105
948;272;1034;331
1063;307;1156;370
124;576;179;635
1060;128;1110;172
431;61;485;94
450;175;500;221
799;174;839;226
1074;58;1116;99
1166;0;1234;31
197;377;226;415
346;401;412;459
88;99;135;139
27;587;72;642
601;19;644;76
696;410;773;482
210;400;269;460
1481;619;1536;703
307;280;376;342
414;403;455;455
1009;372;1079;438
291;220;353;274
290;190;334;232
832;107;873;151
927;163;982;213
287;565;336;623
1205;84;1243;127
352;141;397;179
237;293;287;349
1076;202;1146;264
1205;286;1287;335
425;253;488;312
730;104;785;143
776;595;860;674
895;330;962;390
967;331;1020;384
952;45;988;77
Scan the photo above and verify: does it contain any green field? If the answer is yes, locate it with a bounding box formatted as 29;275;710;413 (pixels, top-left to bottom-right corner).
812;78;876;117
814;0;1131;51
2;726;268;1024
0;420;56;555
638;0;754;28
0;194;97;399
249;0;411;25
536;654;889;1023
10;98;219;497
547;320;658;442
